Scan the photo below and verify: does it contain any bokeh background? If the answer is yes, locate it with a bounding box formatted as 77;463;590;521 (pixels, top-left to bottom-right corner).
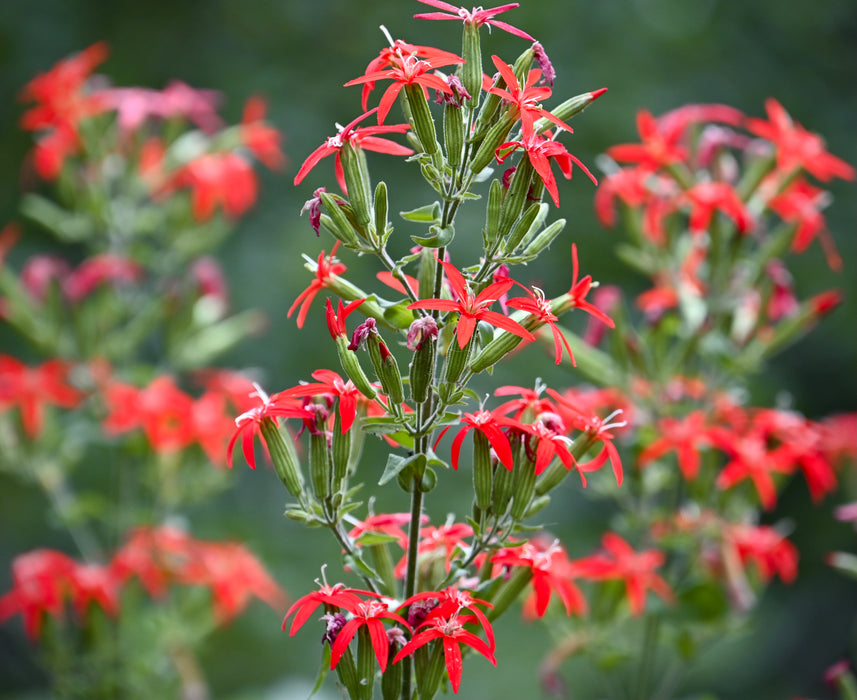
0;1;855;698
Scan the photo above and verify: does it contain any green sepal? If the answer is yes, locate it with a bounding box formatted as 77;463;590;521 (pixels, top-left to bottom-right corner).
411;223;455;248
400;201;441;223
340;142;373;228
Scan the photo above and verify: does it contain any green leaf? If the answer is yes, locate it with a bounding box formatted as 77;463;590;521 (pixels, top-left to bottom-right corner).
379;452;426;486
411;224;455;248
311;644;332;697
399;202;441;223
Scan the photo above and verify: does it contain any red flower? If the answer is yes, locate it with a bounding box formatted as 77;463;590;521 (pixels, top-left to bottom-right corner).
178;540;287;623
414;1;534;41
0;356;82;438
745;99;855;182
496;132;597;207
723;524;798;585
330;598;411;672
520;417;577;476
407;260;534;349
20;42;109;133
287;242;348;328
681;181;754;235
574;533;674;616
227;384;310;468
176;152;259;221
594;166;655;227
347;512;428;549
325;297;365;340
637;411;711;481
344;52;463;125
67;563;121;620
708;426;791;509
191;390;236;467
565;244;616;329
547;388;626;486
493;382;556;420
491;538;587;618
506;286;574;365
240;96;285;170
63;254;143;301
394;523;474;578
769;178;841;271
282;580;380;636
280;369;366;432
401;587;495;651
436;408;525;471
486;55;573;137
294;108;413;192
607;109;687;170
392;612;496;694
0;550;76;639
356;40;465;112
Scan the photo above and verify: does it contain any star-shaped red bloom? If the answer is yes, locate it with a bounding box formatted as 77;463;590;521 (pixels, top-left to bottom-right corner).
681;181;754;235
0;356;82;438
506;286;574;365
392;612;496;694
496;131;597;207
330;598;411;672
486;55;573;138
401;587;495;651
637;411;711;481
745;99;855;182
356;39;465;111
574;533;674;616
227;384;311;468
240;96;285;170
436;408;525;471
414;1;534;41
491;539;588;618
769;178;841;271
294;108;413;192
287;242;347;328
566;244;617;328
723;524;798;585
607;109;687;170
282;580;381;636
344;51;463;125
280;369;365;432
325;297;365;340
407;260;534;349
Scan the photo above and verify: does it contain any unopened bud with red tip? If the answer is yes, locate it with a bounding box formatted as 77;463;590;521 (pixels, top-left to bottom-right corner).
326;298;377;400
408;316;438;403
533;88;608;135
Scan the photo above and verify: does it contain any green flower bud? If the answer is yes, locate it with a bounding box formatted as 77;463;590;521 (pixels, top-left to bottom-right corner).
319;192;360;247
472;431;493;512
460;21;483;105
259;417;304;499
340;141;373;228
404;84;442;161
497;158;534;239
335;335;377;400
309;430;331;501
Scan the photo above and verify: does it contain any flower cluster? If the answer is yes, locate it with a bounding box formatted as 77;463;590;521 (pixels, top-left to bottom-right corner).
0;526;285;639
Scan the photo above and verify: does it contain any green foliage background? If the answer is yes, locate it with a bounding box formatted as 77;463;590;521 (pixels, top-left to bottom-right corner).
0;1;854;698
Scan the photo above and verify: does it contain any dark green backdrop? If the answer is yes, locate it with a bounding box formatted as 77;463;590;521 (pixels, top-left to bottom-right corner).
1;1;855;698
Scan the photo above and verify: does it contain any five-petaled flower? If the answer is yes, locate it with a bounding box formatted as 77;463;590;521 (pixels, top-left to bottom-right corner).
414;1;535;41
574;532;674;616
436;408;525;471
486;55;573;138
294;108;413;192
330;599;411;672
287;242;347;328
280;369;366;432
392;612;496;694
407;260;534;349
282;579;381;636
506;286;574;365
344;50;463;125
227;384;310;469
495;131;597;207
325;297;366;340
745;98;856;182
